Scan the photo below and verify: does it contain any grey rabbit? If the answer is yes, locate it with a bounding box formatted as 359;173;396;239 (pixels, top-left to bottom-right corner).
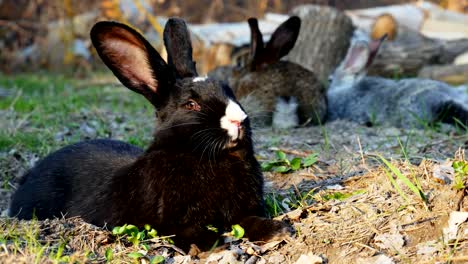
9;18;292;251
327;35;468;128
209;16;327;128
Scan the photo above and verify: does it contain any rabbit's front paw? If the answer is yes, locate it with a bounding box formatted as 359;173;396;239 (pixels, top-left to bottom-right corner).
240;216;295;242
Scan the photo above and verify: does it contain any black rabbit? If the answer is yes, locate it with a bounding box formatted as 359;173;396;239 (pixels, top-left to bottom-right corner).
9;18;292;251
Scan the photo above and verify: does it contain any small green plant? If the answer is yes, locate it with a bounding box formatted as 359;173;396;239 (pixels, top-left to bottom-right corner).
369;109;378;127
206;225;219;233
453;117;468;133
313;110;330;153
112;224;158;246
265;192;284;217
452;160;468;190
112;224;165;263
264;190;314;217
151;255;165;264
127;251;164;263
261;151;318;173
104;248;113;262
50;242;70;263
320;190;366;202
230;224;245;239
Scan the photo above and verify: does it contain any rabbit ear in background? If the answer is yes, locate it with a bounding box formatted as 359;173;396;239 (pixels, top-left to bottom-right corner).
163;18;198;78
263;16;301;64
342;41;370;74
91;21;174;105
248;18;264;71
366;34;387;68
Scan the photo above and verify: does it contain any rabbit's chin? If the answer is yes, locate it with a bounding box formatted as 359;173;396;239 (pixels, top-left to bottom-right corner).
225;140;239;149
224;136;245;150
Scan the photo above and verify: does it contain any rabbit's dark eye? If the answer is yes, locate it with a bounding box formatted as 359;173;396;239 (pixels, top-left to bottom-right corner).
184;99;201;111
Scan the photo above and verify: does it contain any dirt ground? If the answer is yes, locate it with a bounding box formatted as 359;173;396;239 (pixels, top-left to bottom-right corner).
0;120;467;263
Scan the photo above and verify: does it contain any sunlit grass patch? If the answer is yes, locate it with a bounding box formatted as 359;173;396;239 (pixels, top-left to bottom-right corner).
0;73;154;155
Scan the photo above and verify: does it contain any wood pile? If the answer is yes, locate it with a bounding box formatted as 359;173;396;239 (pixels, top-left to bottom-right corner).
345;1;468;83
0;0;467;80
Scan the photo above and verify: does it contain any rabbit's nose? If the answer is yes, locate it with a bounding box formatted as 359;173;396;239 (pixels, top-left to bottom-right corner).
229;119;241;128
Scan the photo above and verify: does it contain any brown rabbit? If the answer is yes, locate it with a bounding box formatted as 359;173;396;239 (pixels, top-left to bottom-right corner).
209;17;327;127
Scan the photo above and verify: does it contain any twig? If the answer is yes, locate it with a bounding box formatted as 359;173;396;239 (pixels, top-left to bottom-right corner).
353;241;378;253
151;243;186;256
0;20;30;35
401;216;440;229
456;188;467;212
418;134;468;151
357;136;367;168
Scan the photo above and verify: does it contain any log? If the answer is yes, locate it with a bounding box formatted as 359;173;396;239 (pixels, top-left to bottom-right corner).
368;29;441;77
286;5;354;82
368;29;468;78
439;39;468;64
0;0;30;20
418;64;468;85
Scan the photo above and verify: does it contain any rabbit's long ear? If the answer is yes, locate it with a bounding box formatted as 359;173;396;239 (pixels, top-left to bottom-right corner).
341;41;370;74
248;18;264;71
163;18;198;78
366;34;387;68
263;16;301;63
91;21;174;105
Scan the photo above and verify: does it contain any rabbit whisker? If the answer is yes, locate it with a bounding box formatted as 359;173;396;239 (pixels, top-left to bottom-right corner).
199;136;215;162
195;112;210;118
215;137;225;156
191;127;218;139
193;133;215;154
158;122;202;131
192;128;219;146
245;110;270;116
201;103;217;114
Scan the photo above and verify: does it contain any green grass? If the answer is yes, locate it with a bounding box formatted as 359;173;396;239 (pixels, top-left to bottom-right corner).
0;73;154;156
0;217;173;263
452;160;468;190
376;155;427;204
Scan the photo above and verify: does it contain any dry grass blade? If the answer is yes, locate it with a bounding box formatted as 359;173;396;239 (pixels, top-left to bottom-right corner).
376;155;427;203
381;165;410;204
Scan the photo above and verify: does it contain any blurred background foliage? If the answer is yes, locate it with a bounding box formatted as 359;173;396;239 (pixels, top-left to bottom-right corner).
0;0;465;76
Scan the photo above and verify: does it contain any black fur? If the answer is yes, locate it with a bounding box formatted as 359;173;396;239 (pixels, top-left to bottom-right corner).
248;18;264;71
9;18;291;251
163;19;198;78
435;100;468;126
248;16;301;71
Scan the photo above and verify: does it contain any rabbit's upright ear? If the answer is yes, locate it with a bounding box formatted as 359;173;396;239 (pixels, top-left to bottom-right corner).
91;21;174;105
248;18;264;71
163;18;198;78
342;41;370;74
366;34;387;68
263;16;301;63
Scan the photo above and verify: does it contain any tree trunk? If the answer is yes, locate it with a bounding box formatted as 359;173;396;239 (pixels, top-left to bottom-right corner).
286;5;354;83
